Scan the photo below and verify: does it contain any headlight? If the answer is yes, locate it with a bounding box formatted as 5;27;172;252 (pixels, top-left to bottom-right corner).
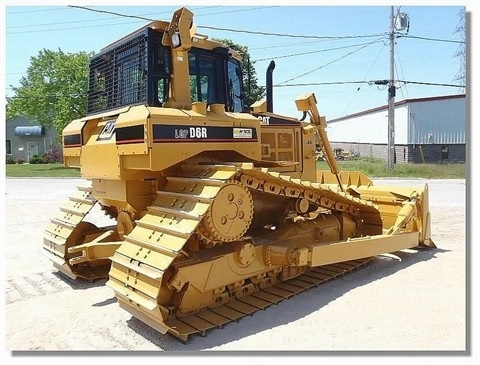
171;32;181;48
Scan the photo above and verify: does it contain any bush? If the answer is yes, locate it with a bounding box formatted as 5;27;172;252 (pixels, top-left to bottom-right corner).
42;148;63;163
29;154;44;164
16;158;25;164
6;157;16;164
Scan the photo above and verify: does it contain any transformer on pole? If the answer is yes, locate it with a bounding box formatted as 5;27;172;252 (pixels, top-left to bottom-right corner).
387;7;410;170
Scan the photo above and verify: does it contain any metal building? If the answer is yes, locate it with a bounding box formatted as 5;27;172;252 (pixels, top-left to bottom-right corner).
326;94;466;164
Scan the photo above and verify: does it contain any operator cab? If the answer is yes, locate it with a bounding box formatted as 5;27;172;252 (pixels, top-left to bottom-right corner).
86;25;244;116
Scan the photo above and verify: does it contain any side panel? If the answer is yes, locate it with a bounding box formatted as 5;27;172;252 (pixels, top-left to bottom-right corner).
148;108;262;171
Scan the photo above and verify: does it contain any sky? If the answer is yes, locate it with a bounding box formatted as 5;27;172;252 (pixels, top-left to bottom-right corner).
2;2;470;121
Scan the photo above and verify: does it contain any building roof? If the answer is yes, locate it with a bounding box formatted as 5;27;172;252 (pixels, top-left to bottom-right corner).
328;93;466;124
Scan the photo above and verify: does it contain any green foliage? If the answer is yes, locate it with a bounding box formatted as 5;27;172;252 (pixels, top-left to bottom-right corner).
5;163;81;177
212;38;265;107
317;158;465;179
6;49;92;138
27;149;63;164
6;158;465;179
29;154;44;164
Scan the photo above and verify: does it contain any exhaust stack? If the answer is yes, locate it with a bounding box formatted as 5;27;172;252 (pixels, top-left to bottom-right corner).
266;60;275;113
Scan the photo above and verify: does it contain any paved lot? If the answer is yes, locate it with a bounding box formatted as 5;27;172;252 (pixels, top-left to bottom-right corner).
2;177;477;362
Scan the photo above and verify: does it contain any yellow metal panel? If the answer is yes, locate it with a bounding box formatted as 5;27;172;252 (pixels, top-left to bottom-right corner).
62;118;85;136
121;155;151;170
63;148;81;158
115;105;150;128
81;144;121;179
118;144;148;156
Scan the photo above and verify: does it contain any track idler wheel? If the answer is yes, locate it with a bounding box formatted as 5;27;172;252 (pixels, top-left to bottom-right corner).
201;181;254;242
116;211;134;240
64;221;113;281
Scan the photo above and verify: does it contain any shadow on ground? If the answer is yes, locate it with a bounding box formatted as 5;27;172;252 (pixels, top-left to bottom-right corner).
117;246;446;351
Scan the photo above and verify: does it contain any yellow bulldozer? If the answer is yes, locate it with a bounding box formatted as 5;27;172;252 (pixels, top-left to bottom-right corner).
43;7;435;342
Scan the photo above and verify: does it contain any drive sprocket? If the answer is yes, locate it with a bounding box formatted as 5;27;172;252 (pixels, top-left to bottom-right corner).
200;180;254;242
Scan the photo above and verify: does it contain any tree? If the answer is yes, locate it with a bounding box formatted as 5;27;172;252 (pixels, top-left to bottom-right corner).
6;49;92;137
213;38;265;107
453;8;466;91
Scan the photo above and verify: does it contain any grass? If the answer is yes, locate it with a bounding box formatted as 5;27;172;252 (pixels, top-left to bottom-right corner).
5;158;466;179
5;163;81;178
317;157;466;179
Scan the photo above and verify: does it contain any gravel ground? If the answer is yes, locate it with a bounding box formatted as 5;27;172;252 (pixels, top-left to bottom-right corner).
2;177;477;363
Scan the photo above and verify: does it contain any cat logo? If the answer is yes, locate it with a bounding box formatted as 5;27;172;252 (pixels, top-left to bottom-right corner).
97;120;116;141
258;116;270;125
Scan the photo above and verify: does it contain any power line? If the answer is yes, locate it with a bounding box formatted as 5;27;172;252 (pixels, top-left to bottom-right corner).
273;81;368;87
6;6;220;29
398;80;465;88
394;41;409;100
7;5;463;46
64;5;385;41
399;34;465;44
277;38;383;85
7;42;384;78
68;5;154;22
7;7;69;15
249;39;332;51
68;5;277;20
7;20;143;35
6;78;463;98
269;79;464;88
253;39;385;62
199;25;384;40
342;39;387;116
188;6;279;17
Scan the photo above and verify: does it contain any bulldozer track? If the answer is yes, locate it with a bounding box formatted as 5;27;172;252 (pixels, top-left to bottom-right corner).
107;163;382;342
163;257;372;342
43;184;97;280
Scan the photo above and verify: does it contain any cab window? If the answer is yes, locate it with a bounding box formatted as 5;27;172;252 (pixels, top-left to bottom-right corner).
189;53;217;104
227;60;243;112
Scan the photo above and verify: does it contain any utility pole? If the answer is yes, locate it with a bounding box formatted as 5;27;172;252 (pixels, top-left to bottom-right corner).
387;6;396;170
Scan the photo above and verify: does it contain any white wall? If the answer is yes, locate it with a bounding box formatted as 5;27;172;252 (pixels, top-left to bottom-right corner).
327;106;409;144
